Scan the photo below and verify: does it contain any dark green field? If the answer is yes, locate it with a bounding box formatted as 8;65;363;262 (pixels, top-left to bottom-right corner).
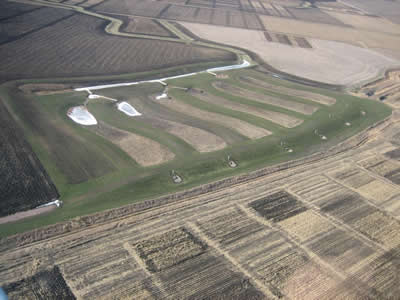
0;67;391;237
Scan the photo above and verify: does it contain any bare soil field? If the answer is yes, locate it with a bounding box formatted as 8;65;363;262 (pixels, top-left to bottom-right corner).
0;1;38;19
91;121;175;166
0;13;234;83
258;15;400;51
180;21;400;85
159;97;271;139
213;81;316;116
286;7;347;25
79;0;105;8
163;120;227;152
324;11;400;35
139;115;227;152
238;75;336;105
0;99;59;217
120;17;173;37
190;88;301;127
94;0;168;18
0;7;74;44
341;0;400;25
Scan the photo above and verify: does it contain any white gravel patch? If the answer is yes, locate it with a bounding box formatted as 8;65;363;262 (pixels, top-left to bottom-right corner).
117;101;142;116
67;106;97;125
156;93;168;100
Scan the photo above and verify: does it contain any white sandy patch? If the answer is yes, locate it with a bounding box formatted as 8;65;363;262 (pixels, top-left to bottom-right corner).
180;22;400;86
117;101;142;116
156;93;168;100
67;106;97;125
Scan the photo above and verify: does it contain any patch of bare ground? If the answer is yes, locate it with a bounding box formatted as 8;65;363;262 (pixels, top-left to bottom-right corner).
323;11;400;35
190;88;298;127
213;81;316;116
167;121;226;152
122;17;172;37
159;97;271;139
239;76;336;106
258;15;400;51
19;83;73;95
91;121;174;166
140;116;227;153
278;210;335;243
180;22;400;85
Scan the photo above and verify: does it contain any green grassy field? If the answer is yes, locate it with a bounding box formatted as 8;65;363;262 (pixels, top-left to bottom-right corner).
0;67;391;237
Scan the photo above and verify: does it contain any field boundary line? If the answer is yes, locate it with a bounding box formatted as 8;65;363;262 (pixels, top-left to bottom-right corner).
237;204;348;281
326;169;400;222
123;242;151;277
186;221;278;299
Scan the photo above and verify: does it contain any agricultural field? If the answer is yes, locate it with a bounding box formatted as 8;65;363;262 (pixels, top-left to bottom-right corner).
4;135;400;298
0;64;390;231
3;266;75;299
0;12;235;83
2;0;400;297
119;17;174;37
0;99;59;218
0;7;74;44
356;70;400;108
180;21;400;86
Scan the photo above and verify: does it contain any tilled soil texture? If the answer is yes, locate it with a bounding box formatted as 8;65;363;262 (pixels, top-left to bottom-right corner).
0;99;59;217
120;17;175;37
0;13;235;83
0;7;74;45
4;266;76;299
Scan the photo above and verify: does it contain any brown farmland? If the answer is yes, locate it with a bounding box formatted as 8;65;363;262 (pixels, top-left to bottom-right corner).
0;14;235;83
91;121;175;166
2;111;400;298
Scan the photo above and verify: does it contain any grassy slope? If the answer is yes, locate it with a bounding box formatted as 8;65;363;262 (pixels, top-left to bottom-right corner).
0;68;391;237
